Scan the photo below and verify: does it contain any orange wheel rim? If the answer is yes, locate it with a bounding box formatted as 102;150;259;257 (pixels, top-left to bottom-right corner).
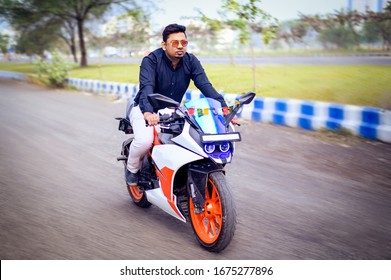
190;179;222;244
129;185;143;200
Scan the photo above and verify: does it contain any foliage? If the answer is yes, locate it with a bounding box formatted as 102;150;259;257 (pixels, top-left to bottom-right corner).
200;0;279;91
360;21;382;44
15;19;62;56
298;10;363;49
36;51;71;88
0;0;146;67
0;33;9;54
221;0;278;44
275;20;309;48
297;5;391;50
318;26;357;49
365;5;391;50
90;7;150;56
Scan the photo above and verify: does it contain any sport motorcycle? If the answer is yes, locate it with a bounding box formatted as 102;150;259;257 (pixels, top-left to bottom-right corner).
116;92;255;252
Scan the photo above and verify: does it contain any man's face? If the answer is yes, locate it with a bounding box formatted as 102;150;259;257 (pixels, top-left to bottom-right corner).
162;32;187;61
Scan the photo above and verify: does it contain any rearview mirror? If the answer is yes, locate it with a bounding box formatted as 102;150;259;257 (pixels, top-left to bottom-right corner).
238;92;256;105
148;93;180;110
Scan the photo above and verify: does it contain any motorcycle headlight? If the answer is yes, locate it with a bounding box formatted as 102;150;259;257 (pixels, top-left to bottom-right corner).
204;144;215;154
219;142;230;153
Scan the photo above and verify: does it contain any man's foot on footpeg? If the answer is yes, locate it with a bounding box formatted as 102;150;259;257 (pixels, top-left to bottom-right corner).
125;169;139;186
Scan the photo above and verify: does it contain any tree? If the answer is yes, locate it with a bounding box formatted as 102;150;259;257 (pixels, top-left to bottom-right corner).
102;9;151;54
299;10;364;50
185;20;220;54
0;33;9;55
318;25;357;49
35;0;137;67
364;1;391;50
0;0;76;60
60;18;78;63
333;10;363;48
360;20;381;47
15;19;61;57
201;0;278;91
0;0;144;66
275;20;309;50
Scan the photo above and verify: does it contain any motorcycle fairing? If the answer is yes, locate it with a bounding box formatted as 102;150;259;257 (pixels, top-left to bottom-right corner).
145;180;187;222
171;121;208;158
148;144;203;222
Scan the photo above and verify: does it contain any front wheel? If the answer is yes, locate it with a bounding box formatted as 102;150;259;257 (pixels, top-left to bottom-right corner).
189;172;237;252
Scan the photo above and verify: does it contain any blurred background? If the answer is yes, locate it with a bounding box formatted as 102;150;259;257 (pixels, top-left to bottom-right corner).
0;0;390;64
1;1;391;262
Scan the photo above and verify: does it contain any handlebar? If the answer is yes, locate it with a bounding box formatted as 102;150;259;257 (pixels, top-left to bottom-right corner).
145;113;180;127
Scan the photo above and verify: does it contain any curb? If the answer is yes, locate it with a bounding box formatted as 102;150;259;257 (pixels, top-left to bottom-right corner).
0;70;28;80
239;96;390;143
66;77;139;101
1;71;390;143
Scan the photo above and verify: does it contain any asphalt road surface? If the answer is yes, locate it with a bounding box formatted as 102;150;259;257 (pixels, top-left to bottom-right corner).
1;78;390;260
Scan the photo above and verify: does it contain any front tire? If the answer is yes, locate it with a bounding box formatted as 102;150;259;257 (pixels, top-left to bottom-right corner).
189;172;237;252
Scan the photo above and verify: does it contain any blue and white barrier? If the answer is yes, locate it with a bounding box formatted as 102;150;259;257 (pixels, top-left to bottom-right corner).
185;89;391;143
1;71;390;143
238;96;391;143
66;77;139;101
0;70;27;80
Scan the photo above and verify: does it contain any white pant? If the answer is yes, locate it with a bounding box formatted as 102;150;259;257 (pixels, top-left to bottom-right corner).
126;105;154;173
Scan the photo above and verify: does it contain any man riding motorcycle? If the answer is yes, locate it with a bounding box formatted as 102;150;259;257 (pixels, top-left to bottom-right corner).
125;23;237;186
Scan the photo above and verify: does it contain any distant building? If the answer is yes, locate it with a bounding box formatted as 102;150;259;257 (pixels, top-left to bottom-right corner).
348;0;388;12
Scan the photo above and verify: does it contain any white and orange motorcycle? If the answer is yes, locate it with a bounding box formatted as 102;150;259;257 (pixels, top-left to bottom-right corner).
116;92;255;252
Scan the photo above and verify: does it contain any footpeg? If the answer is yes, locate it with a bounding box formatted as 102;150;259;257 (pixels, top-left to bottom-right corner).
117;156;127;161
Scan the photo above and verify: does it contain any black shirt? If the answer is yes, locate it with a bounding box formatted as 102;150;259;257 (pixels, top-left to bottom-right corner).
134;48;227;113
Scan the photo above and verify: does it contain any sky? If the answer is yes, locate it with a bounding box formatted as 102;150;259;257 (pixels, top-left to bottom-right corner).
1;0;384;35
152;0;351;29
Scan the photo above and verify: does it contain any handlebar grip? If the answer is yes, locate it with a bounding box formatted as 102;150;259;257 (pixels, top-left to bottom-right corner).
160;114;171;122
145;114;172;127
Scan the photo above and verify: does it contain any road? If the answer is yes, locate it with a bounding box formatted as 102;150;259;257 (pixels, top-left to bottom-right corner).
0;78;390;260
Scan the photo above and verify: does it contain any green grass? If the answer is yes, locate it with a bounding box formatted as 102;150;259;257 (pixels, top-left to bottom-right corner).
1;62;390;109
0;63;38;74
69;64;140;82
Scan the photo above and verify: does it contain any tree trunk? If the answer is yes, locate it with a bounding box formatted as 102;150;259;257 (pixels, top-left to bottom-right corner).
61;37;78;63
71;44;78;63
77;17;87;67
250;41;256;92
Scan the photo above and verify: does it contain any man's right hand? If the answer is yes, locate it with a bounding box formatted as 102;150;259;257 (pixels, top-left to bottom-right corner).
144;112;159;126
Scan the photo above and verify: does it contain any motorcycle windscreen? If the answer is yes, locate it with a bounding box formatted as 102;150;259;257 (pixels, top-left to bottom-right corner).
184;98;226;134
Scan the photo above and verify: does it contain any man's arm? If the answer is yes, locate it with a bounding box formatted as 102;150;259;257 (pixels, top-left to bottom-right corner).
137;56;156;114
137;56;163;126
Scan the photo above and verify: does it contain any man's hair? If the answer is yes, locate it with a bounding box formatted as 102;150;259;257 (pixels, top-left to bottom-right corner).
162;24;186;42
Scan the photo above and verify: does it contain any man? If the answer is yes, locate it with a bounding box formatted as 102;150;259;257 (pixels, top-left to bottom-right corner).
125;23;236;186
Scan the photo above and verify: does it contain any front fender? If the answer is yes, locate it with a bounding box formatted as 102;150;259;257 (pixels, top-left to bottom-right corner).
187;161;225;207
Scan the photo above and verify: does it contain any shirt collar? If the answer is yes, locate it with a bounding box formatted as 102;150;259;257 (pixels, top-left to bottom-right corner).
162;49;183;70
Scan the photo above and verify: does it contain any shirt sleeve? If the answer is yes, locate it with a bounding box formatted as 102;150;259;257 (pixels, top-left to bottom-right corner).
137;56;156;114
190;55;227;108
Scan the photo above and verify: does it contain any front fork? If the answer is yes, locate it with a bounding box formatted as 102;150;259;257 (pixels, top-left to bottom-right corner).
187;161;225;214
